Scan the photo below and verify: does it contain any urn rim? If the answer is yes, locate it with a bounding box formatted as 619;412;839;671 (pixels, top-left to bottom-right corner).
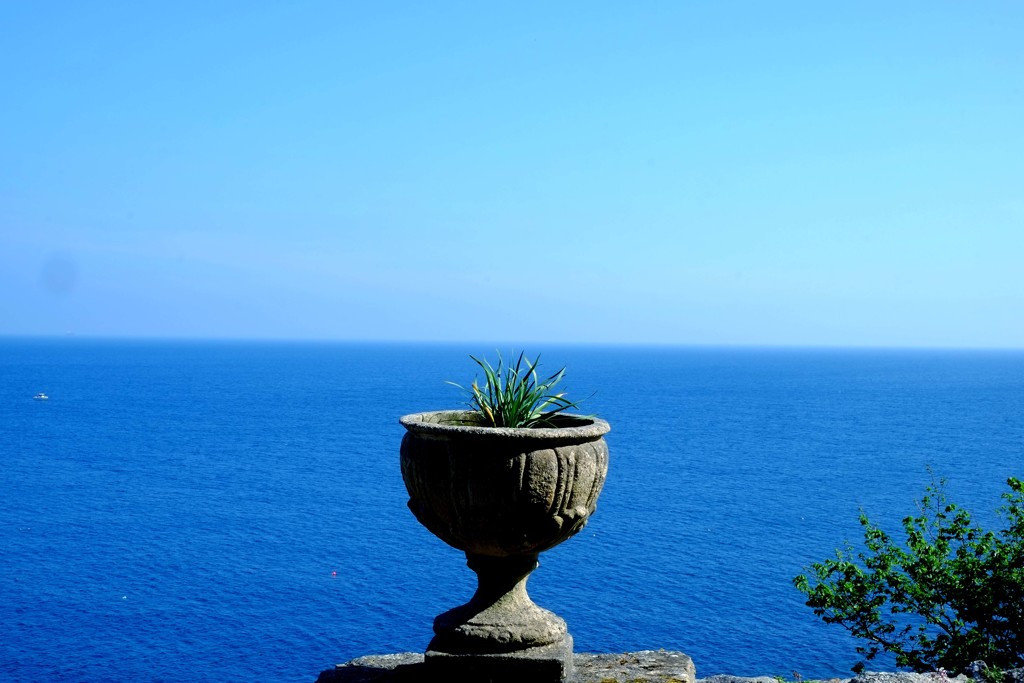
400;410;610;441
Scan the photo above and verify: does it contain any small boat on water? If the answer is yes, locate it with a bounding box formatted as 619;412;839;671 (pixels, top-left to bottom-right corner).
33;393;49;400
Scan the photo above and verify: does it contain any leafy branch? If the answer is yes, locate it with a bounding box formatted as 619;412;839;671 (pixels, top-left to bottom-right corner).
794;476;1024;673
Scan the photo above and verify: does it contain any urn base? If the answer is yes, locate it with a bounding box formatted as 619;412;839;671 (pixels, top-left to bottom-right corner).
425;634;573;683
428;553;567;654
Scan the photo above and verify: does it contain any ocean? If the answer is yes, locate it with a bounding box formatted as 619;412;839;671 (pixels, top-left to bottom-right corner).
2;339;1022;682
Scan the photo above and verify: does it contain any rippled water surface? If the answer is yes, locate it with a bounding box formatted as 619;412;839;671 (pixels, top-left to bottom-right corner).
2;340;1022;681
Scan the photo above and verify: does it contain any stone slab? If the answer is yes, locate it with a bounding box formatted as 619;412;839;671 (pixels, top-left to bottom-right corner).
316;649;697;683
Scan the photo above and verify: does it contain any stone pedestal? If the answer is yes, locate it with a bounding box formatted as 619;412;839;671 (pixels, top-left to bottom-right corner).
398;411;611;683
425;553;573;681
426;636;573;683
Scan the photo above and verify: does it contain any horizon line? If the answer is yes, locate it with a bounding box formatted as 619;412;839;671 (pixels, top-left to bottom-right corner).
2;333;1023;353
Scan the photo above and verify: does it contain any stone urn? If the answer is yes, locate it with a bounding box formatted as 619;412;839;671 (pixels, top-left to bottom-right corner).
399;410;611;682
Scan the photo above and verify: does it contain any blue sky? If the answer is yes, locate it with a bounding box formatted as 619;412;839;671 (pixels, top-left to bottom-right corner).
3;2;1022;347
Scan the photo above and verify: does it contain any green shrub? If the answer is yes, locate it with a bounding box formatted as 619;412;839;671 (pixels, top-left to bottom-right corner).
793;476;1024;673
447;351;589;428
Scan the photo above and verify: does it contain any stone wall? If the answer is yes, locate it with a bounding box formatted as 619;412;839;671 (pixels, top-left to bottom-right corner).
316;651;1024;683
